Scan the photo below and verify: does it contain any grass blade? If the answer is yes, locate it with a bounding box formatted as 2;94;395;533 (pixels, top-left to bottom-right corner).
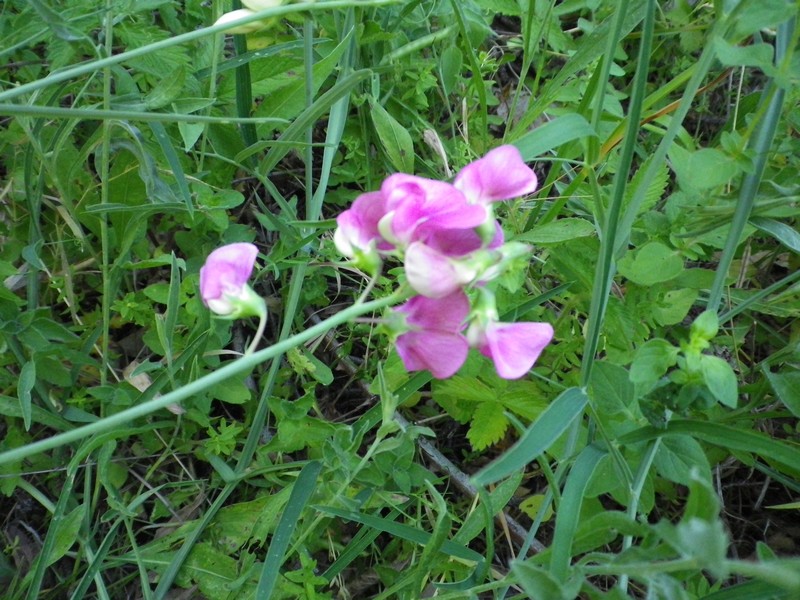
256;461;323;598
471;387;588;487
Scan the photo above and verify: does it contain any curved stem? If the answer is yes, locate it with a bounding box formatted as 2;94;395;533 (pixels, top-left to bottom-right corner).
0;291;405;466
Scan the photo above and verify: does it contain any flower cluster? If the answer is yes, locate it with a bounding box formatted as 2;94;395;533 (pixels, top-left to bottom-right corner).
335;145;554;379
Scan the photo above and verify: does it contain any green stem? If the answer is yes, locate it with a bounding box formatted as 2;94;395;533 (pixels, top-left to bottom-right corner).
0;291;404;466
0;103;288;123
0;0;400;104
99;0;114;387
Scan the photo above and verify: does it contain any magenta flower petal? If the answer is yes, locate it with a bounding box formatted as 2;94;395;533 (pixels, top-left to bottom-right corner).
454;145;538;204
199;242;259;309
334;191;391;256
394;292;470;378
425;220;505;256
478;321;554;379
381;174;487;245
396;330;469;379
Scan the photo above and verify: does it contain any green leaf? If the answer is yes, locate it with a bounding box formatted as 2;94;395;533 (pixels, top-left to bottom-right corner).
729;0;795;38
18;361;35;431
713;38;775;71
516;218;596;244
208;379;251;405
690;309;719;341
468;402;509;450
512;561;582;600
48;505;85;566
472;387;588;486
653;435;711;485
618;242;684;285
514;114;597;159
700;355;738;408
668;145;741;191
764;368;800;418
369;97;415;173
629;339;679;387
621;421;800;480
439;46;463;96
750;217;800;254
144;65;187;110
257;461;323;599
653;288;698;326
589;362;635;415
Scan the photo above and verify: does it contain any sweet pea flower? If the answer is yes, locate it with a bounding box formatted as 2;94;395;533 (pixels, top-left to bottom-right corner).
391;291;470;379
404;242;479;298
379;174;488;247
199;243;266;319
469;320;554;379
334;191;389;274
454;145;539;205
465;288;553;379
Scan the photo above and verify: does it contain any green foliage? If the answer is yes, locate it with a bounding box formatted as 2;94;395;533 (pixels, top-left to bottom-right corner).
1;0;800;598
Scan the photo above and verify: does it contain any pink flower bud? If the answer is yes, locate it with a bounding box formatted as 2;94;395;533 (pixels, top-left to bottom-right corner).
199;243;265;318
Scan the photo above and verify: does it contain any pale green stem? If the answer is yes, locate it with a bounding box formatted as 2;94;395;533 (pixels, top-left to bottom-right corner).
618;434;663;593
0;0;401;104
0;292;404;466
245;311;268;355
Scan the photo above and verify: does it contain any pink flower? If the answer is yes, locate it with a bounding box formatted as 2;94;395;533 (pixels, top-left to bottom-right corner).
469;320;554;379
404;242;479;298
454;145;538;205
199;243;264;318
333;192;387;257
393;291;470;379
380;174;487;247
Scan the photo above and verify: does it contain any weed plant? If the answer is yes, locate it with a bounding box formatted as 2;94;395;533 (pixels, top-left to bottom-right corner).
1;0;799;598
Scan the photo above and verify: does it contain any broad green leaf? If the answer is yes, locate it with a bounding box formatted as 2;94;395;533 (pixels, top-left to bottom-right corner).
589;361;635;415
618;242;684;285
764;368;800;417
516;218;596;244
653;435;711;486
668;145;741;191
48;505;85;566
700;354;738;408
144;65;186;109
370;97;415;173
629;339;679;387
472;387;588;486
512;561;582;600
653;288;698;326
620;421;800;479
439;46;463;96
728;0;795;38
208;379;251;405
713;38;774;71
514;114;597;160
468;402;509;450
